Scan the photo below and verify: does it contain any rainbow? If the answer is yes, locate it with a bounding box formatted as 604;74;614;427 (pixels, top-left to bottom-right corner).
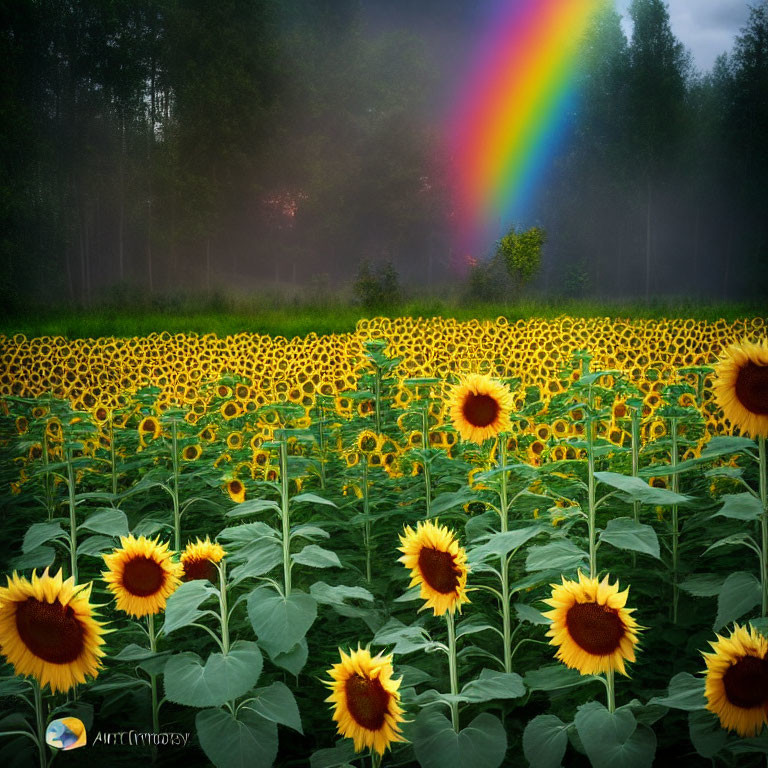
449;0;607;256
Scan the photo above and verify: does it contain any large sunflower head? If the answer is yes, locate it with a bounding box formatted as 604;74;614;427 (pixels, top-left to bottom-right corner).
0;569;106;693
447;374;514;444
181;537;225;583
398;520;470;616
713;339;768;437
325;645;405;756
102;535;183;617
702;623;768;737
542;571;640;677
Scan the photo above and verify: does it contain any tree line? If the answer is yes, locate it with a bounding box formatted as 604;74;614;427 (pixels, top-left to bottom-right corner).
1;0;766;308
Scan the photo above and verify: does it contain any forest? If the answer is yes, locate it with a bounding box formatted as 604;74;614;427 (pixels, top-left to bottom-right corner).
2;0;767;309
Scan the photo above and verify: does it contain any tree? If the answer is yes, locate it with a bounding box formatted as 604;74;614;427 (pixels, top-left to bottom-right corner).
497;226;546;292
626;0;690;300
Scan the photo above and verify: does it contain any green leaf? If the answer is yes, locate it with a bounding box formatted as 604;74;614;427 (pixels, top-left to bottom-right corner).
459;669;525;703
574;701;656;768
678;573;725;597
713;493;763;521
456;616;496;638
599;518;660;559
247;586;317;656
77;535;115;557
269;638;308;676
0;677;32;697
196;707;278;768
688;710;728;758
164;579;219;635
515;602;549;625
372;619;431;655
648;672;706;711
715;571;762;630
595;472;690;505
310;740;357;768
526;540;588;572
428;488;482;516
248;681;303;733
164;640;263;708
523;714;569;768
22;521;66;553
310;582;374;618
292;492;338;508
524;664;597;692
229;546;283;583
291;544;341;569
412;708;507;768
11;546;55;571
226;499;282;519
290;524;330;541
701;436;757;457
78;507;129;537
468;527;543;564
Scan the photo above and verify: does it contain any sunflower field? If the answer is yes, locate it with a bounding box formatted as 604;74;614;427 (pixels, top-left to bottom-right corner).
0;315;767;768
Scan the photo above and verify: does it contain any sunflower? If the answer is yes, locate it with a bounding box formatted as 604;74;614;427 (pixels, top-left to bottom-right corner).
138;416;161;440
226;478;246;503
356;430;379;454
0;569;106;693
447;374;514;444
181;537;225;583
182;444;202;461
713;339;768;437
102;536;182;617
398;520;470;616
542;572;641;676
325;646;405;756
702;623;768;737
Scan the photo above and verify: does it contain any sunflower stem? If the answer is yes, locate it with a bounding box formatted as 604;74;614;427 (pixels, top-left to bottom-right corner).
605;669;616;714
586;415;597;580
630;410;641;569
109;416;118;497
219;559;230;654
445;611;460;732
317;406;326;490
374;367;382;434
423;400;432;516
148;613;160;736
670;418;680;623
42;430;53;521
65;446;78;584
171;419;181;552
759;436;767;617
370;749;382;768
279;434;292;598
363;457;372;584
33;680;48;768
498;436;512;674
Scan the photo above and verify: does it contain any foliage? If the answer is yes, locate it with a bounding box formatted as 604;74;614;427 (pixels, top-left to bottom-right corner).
353;261;402;310
497;226;546;289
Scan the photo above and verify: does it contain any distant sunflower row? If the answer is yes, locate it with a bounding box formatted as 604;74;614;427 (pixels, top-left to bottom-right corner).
1;317;764;435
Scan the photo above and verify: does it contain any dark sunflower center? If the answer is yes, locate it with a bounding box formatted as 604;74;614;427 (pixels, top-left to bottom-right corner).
462;393;500;428
229;481;243;494
566;601;625;656
122;556;166;597
15;598;84;664
723;655;768;709
735;361;768;415
418;547;460;594
344;673;389;731
143;419;157;432
183;557;218;583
